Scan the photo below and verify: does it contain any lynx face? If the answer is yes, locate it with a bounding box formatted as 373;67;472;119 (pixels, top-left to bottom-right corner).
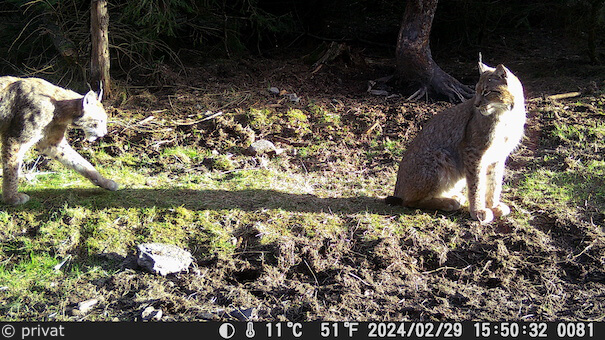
73;90;108;142
474;64;516;116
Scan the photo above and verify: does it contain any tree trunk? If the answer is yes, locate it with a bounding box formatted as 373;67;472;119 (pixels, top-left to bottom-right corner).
395;0;473;102
587;0;604;64
90;0;111;99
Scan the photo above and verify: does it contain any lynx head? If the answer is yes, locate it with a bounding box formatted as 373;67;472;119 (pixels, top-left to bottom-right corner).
73;90;108;142
474;55;524;116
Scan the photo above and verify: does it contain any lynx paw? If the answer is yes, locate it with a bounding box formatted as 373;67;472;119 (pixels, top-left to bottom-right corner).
444;198;462;211
102;179;119;191
472;208;494;224
491;203;510;217
4;193;30;205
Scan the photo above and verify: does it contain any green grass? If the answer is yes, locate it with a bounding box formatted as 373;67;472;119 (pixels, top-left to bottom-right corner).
0;252;62;294
527;109;605;215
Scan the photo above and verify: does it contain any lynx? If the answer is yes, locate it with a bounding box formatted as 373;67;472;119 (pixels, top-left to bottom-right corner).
385;57;526;224
0;76;118;205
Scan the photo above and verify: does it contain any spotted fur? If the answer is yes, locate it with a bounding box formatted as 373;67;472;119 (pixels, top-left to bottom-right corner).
386;58;526;224
0;76;118;205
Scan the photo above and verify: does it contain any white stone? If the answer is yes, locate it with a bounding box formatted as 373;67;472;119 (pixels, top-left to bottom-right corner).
137;243;193;276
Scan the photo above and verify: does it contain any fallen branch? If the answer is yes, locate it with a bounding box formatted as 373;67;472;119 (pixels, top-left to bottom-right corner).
546;92;582;101
529;91;583;102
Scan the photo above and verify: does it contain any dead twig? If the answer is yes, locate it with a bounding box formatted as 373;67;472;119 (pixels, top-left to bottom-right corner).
422;265;472;275
304;259;319;286
364;121;381;135
172;111;224;126
528;91;582;102
348;272;373;287
546;92;582;101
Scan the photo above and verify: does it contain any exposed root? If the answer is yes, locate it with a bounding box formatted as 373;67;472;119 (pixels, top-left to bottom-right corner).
398;57;474;103
406;76;473;103
406;86;428;101
426;64;474;102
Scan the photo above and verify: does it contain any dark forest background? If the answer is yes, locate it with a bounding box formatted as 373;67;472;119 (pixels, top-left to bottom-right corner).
0;0;603;89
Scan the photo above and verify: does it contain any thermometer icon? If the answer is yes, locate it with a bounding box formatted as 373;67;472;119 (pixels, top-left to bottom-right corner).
246;321;256;338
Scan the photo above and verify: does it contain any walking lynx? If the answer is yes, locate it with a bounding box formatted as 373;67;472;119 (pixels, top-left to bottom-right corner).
0;76;118;205
386;57;526;224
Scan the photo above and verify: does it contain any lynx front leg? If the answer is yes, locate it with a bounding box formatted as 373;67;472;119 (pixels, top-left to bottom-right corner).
486;162;510;218
39;140;119;191
467;164;493;224
2;138;36;205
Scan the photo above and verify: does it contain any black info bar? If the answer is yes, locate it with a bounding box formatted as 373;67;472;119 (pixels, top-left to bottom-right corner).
0;322;602;340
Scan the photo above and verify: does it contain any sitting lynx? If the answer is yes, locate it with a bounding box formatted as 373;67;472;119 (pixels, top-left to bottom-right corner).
0;76;118;205
386;57;526;224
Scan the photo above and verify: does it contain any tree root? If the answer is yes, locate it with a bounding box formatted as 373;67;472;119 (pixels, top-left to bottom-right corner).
407;64;474;102
431;65;474;102
406;86;428;101
397;55;474;103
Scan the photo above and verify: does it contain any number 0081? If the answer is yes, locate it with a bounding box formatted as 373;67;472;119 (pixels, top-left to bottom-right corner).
557;323;593;337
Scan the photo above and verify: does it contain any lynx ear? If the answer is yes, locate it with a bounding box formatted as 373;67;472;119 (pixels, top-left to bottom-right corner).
494;64;509;79
478;52;495;74
83;90;99;107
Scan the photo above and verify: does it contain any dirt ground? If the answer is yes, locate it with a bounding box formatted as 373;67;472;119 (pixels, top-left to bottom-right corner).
59;30;605;322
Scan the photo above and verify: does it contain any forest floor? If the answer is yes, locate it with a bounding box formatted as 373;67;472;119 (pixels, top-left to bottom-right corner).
1;31;604;322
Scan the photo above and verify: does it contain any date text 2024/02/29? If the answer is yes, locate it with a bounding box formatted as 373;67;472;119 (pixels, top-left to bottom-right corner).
261;322;598;339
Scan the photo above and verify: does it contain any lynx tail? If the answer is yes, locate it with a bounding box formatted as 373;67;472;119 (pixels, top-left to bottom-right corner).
385;196;404;206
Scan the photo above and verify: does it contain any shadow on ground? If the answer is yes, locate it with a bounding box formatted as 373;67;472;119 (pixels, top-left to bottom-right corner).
18;188;413;216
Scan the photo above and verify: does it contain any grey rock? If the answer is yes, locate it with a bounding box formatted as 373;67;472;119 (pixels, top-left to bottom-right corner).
70;298;99;316
77;298;99;314
137;243;193;276
141;306;163;321
246;139;282;156
286;93;300;103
